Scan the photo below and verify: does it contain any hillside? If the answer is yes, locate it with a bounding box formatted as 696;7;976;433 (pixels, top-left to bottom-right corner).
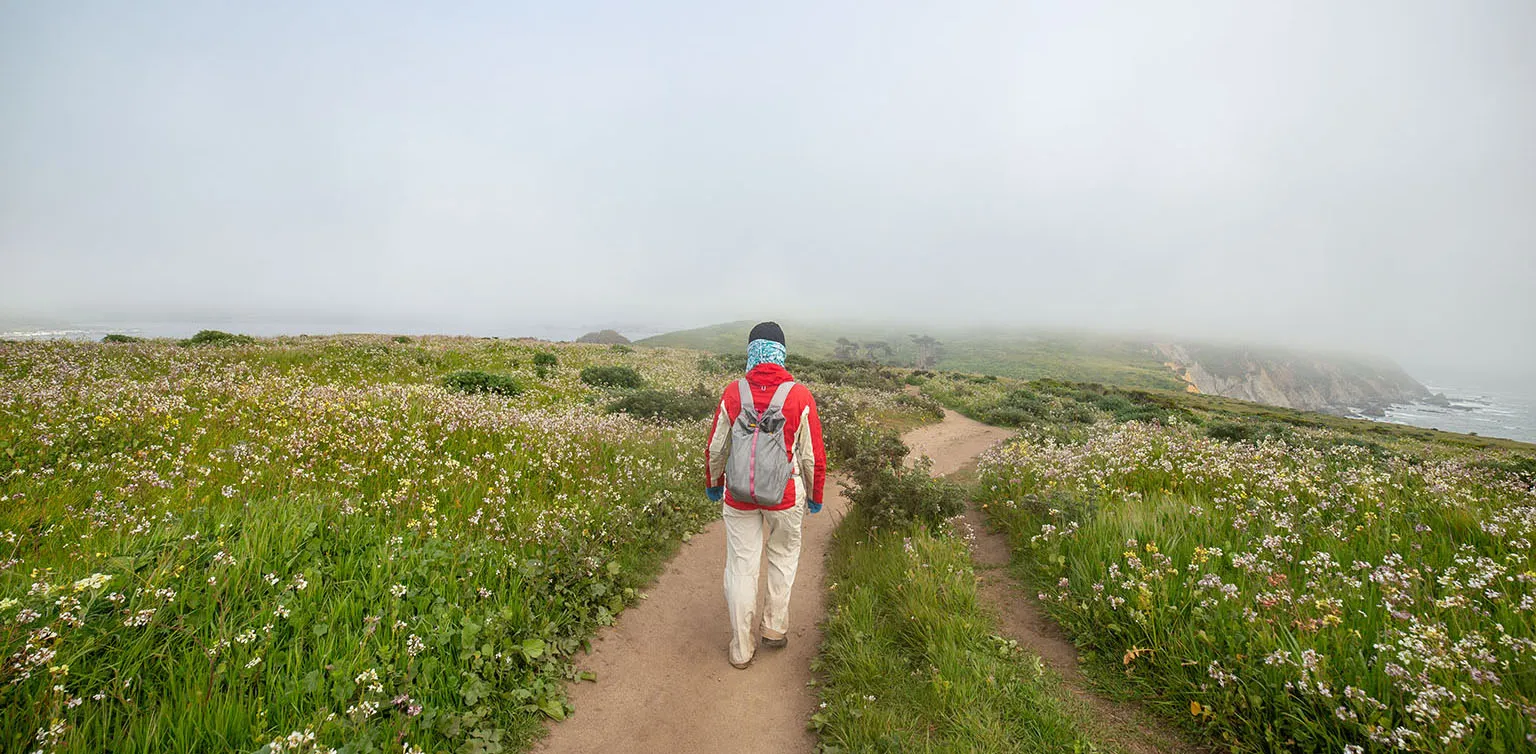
639;321;1185;390
641;321;1431;415
1159;342;1430;417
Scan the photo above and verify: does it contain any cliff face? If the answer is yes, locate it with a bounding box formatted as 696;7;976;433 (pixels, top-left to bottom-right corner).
1157;343;1430;417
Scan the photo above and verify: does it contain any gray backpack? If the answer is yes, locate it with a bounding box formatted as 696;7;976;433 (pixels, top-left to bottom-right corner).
725;379;798;506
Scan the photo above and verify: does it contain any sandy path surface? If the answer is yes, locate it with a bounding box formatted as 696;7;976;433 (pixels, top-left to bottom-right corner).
901;408;1016;476
537;458;868;752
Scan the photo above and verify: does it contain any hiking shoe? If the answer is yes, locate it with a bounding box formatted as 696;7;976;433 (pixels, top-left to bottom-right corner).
730;656;753;670
761;634;787;649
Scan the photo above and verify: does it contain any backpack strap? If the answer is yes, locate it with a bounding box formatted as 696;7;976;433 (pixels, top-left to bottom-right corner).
766;381;796;413
736;378;756;418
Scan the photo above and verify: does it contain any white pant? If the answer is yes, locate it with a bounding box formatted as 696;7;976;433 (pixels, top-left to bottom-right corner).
722;502;805;666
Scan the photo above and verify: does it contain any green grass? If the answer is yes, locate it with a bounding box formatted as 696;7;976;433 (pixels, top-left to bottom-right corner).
0;336;941;753
639;322;1185;390
975;417;1536;752
812;418;1100;753
813;509;1100;754
922;370;1536;455
0;336;729;752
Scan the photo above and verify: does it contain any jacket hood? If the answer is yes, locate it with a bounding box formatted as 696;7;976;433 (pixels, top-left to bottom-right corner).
745;363;795;388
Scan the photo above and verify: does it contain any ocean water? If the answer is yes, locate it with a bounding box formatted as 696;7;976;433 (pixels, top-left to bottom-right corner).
1376;382;1536;445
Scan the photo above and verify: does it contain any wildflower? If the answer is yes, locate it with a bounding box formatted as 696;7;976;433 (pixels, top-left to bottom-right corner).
72;573;112;592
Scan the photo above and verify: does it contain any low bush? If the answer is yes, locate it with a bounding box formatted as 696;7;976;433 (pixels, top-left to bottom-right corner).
580;365;644;389
606;389;715;423
786;356;902;392
102;334;143;343
443;370;523;397
1205;419;1292;443
180;330;255;347
841;426;965;530
392;335;411;343
895;392;945;422
533;352;559;378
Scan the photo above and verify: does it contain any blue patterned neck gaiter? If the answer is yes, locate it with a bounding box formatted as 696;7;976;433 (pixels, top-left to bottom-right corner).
746;339;787;371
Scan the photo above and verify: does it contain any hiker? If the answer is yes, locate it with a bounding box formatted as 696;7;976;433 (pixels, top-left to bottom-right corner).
704;321;827;669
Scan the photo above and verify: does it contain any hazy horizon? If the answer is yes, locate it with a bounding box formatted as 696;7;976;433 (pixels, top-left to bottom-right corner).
4;2;1533;381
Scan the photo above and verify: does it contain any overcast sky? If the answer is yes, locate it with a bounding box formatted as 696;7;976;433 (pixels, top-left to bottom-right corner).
2;1;1532;376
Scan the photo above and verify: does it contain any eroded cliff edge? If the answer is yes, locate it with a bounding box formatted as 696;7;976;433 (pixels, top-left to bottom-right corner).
1158;343;1430;417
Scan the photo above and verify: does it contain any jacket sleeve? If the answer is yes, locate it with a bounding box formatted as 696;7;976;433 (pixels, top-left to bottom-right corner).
793;388;827;503
704;389;733;488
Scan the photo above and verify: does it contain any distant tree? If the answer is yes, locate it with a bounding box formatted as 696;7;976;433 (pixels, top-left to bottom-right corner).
833;337;861;361
863;341;893;363
909;334;942;369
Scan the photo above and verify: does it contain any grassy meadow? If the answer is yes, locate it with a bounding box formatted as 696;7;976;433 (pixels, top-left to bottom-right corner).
640;321;1186;390
9;330;1532;753
0;335;933;753
926;372;1536;752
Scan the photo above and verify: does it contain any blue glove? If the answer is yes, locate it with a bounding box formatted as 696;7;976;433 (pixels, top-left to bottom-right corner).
807;500;823;514
706;486;724;502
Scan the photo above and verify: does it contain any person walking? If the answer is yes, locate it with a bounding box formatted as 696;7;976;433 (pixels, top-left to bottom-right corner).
704;321;827;669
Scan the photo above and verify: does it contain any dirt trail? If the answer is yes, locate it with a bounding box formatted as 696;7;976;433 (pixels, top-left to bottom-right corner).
536;471;860;752
912;409;1200;754
540;408;1194;754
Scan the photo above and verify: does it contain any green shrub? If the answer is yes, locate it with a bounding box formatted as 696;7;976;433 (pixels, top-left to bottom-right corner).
1206;419;1291;443
786;356;902;392
609;344;634;354
443;370;523;397
842;427;965;530
580;365;644;389
532;352;560;378
606;389;715;423
895;392;945;421
102;334;143;343
180;330;255;347
392;335;411;343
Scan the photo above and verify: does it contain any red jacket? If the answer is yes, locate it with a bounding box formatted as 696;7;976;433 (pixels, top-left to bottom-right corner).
704;364;827;511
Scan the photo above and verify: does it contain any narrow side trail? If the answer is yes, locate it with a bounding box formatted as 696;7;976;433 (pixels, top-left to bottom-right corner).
911;409;1200;754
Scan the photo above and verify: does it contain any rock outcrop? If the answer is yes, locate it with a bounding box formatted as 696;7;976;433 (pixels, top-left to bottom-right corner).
1157;343;1430;417
575;329;631;345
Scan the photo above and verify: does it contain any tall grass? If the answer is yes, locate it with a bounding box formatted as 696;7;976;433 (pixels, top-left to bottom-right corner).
815;509;1099;753
0;337;722;753
977;420;1536;752
813;421;1097;753
0;337;939;753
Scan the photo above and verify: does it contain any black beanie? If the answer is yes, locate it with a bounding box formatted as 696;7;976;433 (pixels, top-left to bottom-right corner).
748;321;786;347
